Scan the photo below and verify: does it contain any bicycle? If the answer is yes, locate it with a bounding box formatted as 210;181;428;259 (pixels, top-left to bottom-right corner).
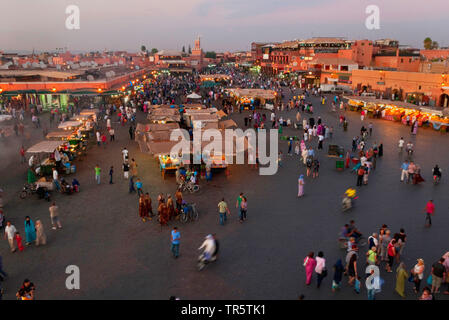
180;203;199;223
179;181;200;194
19;183;37;199
338;234;367;249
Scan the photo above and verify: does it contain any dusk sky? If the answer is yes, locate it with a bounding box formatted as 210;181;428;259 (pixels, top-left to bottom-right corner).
2;0;448;52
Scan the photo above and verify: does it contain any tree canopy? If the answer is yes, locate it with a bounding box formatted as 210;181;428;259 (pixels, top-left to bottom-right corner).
205;51;217;59
141;45;146;52
423;37;439;50
151;48;158;54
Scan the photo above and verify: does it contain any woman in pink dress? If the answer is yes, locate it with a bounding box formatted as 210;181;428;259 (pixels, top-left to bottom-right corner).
303;252;317;285
298;175;305;197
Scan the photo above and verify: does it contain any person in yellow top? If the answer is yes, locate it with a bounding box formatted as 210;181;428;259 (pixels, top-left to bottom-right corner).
218;198;231;226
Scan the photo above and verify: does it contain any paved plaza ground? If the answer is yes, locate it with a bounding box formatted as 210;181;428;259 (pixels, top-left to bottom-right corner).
1;90;448;300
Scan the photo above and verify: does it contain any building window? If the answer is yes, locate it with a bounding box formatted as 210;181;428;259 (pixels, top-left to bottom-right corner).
401;58;404;63
419;85;422;90
409;59;411;63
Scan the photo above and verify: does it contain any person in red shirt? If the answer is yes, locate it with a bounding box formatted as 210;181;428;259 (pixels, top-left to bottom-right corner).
424;200;435;227
101;134;107;147
20;146;26;164
15;232;24;252
386;239;396;272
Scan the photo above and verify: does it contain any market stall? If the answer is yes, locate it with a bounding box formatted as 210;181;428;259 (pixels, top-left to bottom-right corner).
227;88;278;110
58;120;83;130
26;140;73;176
147;107;181;123
344;96;449;132
146;141;187;179
219;119;238;130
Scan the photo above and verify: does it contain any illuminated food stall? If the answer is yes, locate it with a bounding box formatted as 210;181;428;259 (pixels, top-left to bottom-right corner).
227;88;278;110
344;96;449;132
147;141;187;179
26;140;72;176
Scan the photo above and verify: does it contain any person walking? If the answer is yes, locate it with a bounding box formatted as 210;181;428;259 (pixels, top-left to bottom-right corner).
130;158;138;177
109;166;114;184
158;200;169;229
122;147;129;162
431;258;446;294
144;193;153;218
386;239;397;272
356;166;364;186
4;221;17;252
298;175;305;197
218;198;230;226
96;131;101;146
315;251;327;288
395;262;409;298
424;200;434;227
136;178;143;196
20;146;26;164
123;161;130;179
49;202;62;230
239;196;248;222
129;176;136;193
303;252;317;285
332;259;344;292
412;258;425;294
398;137;405;153
94;164;101;184
400;160;409;182
52;167;60;191
24;216;36;246
0;254;7;280
167;195;175;221
380;229;391;262
171;227;180;259
16;279;35;300
109;127;115;142
139;195;148;222
15;232;24;252
35;220;46;246
346;249;358;286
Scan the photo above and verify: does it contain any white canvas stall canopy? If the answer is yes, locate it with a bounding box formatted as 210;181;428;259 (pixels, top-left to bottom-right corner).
147;107;181;123
228;88;277;100
46;130;74;139
181;104;206;109
0;115;13;122
58;121;82;130
80;108;99;115
146;141;182;157
186;92;202;99
27;140;65;153
71;114;92;121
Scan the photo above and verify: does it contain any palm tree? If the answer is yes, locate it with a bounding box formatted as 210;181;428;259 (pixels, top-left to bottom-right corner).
423;37;433;50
